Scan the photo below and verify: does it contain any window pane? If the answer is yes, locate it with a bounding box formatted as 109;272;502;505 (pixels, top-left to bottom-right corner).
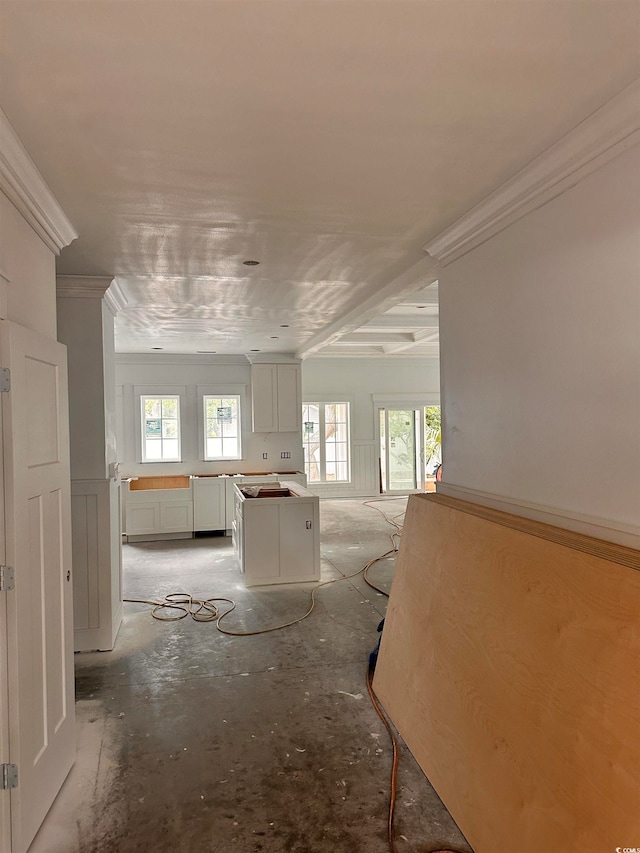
333;441;348;462
207;437;222;458
162;398;177;418
145;418;161;437
223;437;238;458
204;395;241;460
162;439;179;460
336;460;349;481
162;419;178;438
145;398;161;418
335;403;347;422
325;461;336;480
145;439;162;460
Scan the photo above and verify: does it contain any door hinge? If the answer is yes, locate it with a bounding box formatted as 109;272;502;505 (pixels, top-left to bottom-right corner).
0;368;9;392
1;764;18;790
0;566;14;592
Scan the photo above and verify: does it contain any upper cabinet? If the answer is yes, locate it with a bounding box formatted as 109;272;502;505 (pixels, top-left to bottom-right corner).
251;362;301;432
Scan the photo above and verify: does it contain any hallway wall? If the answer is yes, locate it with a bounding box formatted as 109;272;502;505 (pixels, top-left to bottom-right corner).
438;142;640;547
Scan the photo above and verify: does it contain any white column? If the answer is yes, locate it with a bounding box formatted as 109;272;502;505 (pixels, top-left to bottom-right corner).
57;276;127;651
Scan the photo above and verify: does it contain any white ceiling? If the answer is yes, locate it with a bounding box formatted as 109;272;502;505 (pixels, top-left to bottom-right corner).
1;0;638;357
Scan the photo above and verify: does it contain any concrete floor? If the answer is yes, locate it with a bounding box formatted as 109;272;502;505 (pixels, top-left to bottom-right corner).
30;498;473;853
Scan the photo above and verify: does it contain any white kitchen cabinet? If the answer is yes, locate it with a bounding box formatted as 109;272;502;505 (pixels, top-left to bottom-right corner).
234;481;320;586
193;476;226;531
124;476;193;540
251;363;301;432
224;474;278;533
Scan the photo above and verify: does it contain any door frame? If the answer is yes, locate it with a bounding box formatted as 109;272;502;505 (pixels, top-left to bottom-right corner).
373;393;440;495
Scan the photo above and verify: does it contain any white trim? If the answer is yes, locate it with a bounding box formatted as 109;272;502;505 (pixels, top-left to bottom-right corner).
56;275;114;299
104;280;128;315
436;482;640;550
135;387;186;464
424;78;640;266
372;392;440;406
296;255;439;359
198;388;245;462
246;352;301;365
116;353;249;366
0;108;77;253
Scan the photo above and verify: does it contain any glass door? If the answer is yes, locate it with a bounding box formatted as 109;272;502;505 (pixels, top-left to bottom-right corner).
379;405;441;494
379;407;422;493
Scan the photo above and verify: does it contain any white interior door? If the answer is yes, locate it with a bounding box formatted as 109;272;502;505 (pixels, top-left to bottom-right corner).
0;320;75;853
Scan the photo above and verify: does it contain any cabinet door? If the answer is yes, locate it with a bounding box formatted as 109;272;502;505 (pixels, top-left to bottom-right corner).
251;364;278;432
193;478;225;531
279;501;317;581
160;501;193;533
244;503;281;581
276;364;301;432
126;502;161;535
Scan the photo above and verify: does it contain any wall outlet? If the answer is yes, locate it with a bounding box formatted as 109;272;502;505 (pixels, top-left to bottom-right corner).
262;452;268;459
280;451;291;459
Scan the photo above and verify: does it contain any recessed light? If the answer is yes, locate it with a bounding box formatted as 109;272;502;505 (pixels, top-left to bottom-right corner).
270;336;279;340
417;305;427;309
280;324;289;328
151;347;163;350
243;260;260;266
197;350;217;354
250;349;260;352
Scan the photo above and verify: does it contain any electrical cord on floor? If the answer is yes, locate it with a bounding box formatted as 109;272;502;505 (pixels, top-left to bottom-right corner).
361;498;406;596
123;547;398;635
366;662;400;853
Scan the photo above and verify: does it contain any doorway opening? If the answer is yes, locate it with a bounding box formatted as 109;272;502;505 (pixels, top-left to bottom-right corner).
378;404;441;494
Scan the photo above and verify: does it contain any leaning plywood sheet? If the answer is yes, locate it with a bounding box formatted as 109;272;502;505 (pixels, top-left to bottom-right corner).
373;493;640;853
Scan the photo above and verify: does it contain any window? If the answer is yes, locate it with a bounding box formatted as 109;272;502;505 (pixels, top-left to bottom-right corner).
204;395;241;460
141;396;181;461
302;402;350;483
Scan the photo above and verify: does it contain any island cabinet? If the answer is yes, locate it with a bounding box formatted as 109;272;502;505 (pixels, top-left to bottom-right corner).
251;363;301;432
233;481;320;586
192;476;226;532
124;476;193;540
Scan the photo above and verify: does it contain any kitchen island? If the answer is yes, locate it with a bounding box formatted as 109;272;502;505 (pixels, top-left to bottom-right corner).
233;481;320;586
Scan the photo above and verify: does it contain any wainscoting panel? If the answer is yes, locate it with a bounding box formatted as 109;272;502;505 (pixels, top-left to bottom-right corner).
307;440;379;498
71;479;122;652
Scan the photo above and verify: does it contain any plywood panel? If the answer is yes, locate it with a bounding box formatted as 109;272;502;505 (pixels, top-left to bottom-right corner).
373;494;640;853
129;475;190;491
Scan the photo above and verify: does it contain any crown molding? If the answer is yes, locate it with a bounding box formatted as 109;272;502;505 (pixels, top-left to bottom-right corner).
0;108;78;254
115;352;250;367
424;78;640;266
56;275;114;299
104;279;128;315
246;352;301;365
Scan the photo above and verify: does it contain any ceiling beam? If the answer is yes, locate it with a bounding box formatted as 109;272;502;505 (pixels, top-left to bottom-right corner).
296;254;439;359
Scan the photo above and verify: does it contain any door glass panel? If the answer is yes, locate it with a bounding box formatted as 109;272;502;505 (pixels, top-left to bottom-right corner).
388;409;417;491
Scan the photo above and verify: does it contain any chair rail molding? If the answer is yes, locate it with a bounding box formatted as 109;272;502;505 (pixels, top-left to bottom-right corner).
0;108;78;254
424;78;640;266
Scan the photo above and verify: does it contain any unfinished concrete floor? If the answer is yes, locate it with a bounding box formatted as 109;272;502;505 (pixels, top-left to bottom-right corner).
30;498;473;853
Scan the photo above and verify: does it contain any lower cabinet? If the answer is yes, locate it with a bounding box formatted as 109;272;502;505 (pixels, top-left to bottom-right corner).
124;478;193;540
193;477;225;531
235;482;320;586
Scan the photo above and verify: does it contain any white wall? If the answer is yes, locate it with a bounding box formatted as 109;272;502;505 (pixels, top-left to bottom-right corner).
115;354;304;476
302;357;440;495
438;143;640;545
57;296;108;480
